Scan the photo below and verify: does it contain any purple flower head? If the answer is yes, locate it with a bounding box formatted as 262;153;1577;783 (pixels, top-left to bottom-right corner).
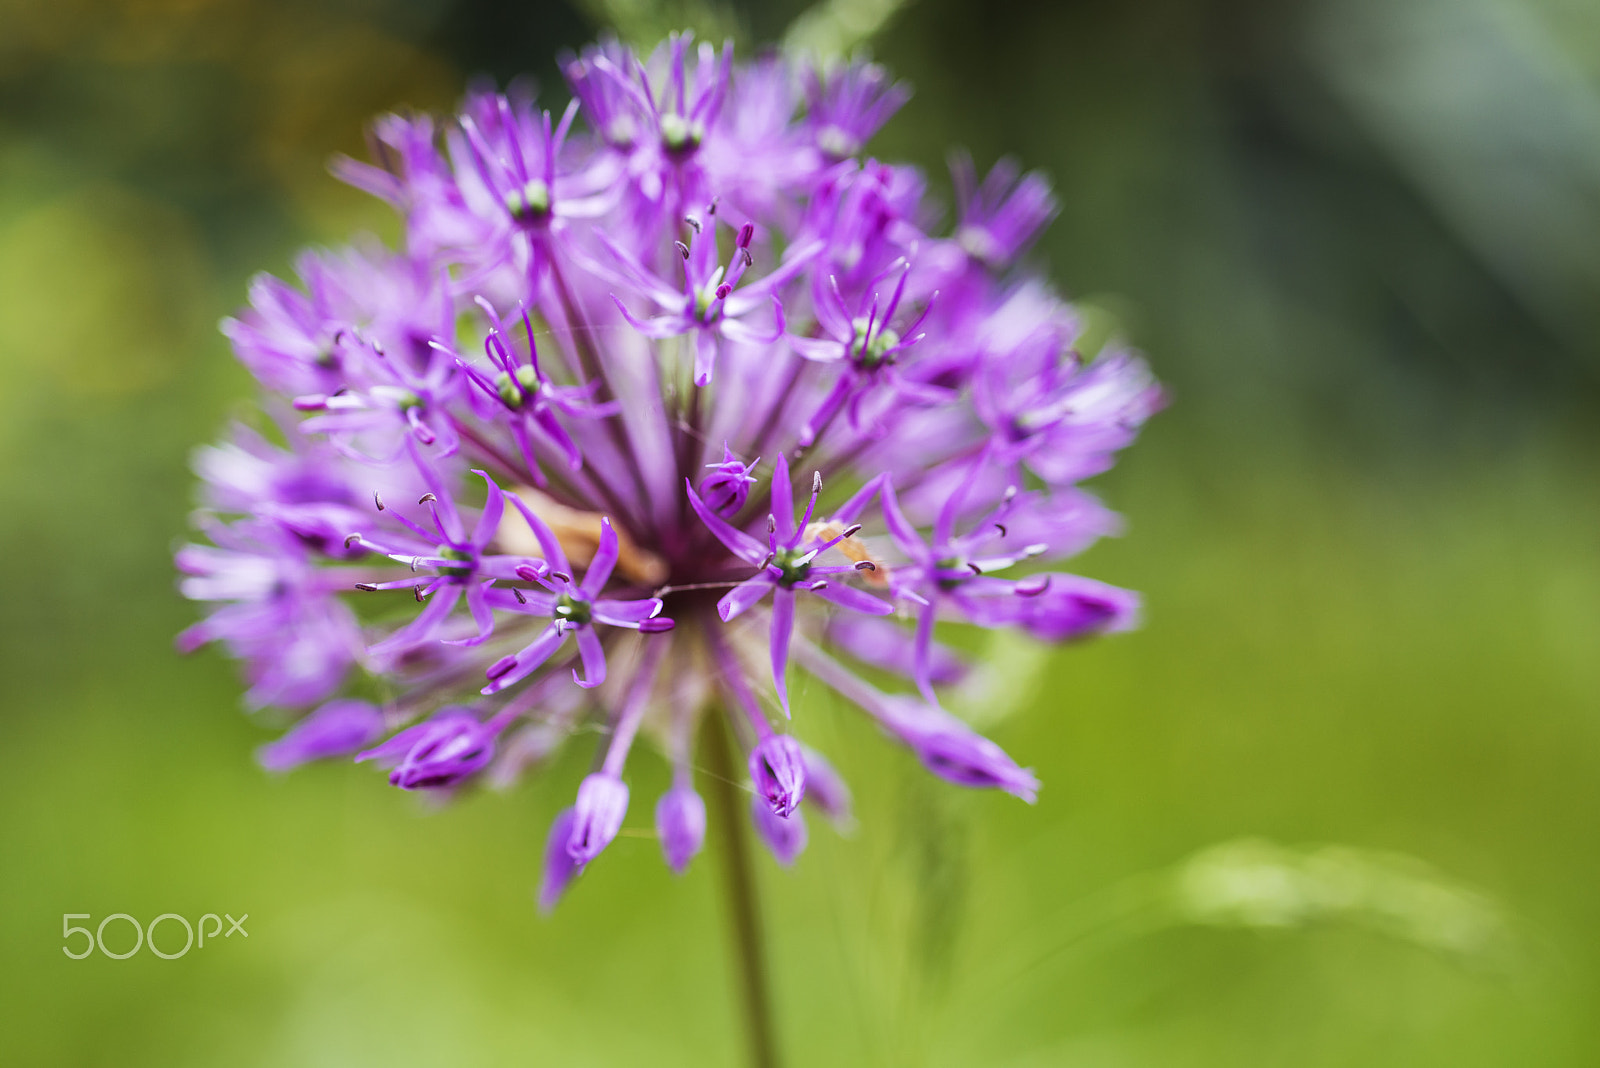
332;114;483;266
562;32;733;219
802;159;925;292
973;296;1165;487
950;151;1058;269
291;331;462;459
457;91;578;230
344;454;531;658
607;212;817;385
193;424;357;516
880;476;1030;692
803;58;909;160
752;795;808;865
750;733;807;818
701;56;814;210
690;455;891;713
655;784;707;873
482;501;670;694
568;32;731;153
181;33;1159;903
568;772;630;864
561;37;651;151
175;522;360;708
790;263;944;446
220;257;358;397
257;699;385;772
450;298;618;482
539;807;583;912
357;707;508;790
444;90;626;294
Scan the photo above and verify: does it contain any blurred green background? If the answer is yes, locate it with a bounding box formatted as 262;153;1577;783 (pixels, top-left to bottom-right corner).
3;0;1600;1063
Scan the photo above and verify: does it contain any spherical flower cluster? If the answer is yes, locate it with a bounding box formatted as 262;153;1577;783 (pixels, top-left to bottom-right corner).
177;33;1162;907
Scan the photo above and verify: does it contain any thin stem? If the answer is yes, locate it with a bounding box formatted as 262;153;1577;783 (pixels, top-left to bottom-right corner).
703;710;780;1068
676;375;704;523
547;254;655;527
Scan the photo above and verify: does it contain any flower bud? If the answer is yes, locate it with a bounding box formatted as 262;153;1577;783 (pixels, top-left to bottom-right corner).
356;709;498;790
538;808;582;913
751;795;808;865
257;699;384;771
655;785;707;873
881;698;1039;802
567;773;630;864
749;734;807;817
1012;575;1138;642
698;445;758;518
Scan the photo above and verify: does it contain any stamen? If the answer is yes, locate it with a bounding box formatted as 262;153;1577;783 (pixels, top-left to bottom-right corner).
374;492;385;511
513;588;527;604
684;215;701;233
854;561;876;571
344;534;362;549
418;493;438;504
355;583;378;591
674;241;690;260
995;522;1008;537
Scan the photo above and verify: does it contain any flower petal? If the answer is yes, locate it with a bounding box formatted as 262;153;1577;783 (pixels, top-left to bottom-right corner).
718;573;775;621
687;481;768;564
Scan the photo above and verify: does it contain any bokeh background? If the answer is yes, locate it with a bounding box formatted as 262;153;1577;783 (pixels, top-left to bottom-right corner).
4;0;1600;1063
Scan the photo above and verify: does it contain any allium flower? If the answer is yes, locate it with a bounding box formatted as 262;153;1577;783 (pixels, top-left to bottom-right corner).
179;32;1162;906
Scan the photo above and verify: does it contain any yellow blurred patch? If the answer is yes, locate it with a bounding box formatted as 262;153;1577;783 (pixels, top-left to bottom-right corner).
0;184;210;397
496;486;670;587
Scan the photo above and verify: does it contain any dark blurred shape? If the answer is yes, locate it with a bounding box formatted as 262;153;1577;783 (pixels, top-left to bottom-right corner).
857;0;1600;444
428;0;595;88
